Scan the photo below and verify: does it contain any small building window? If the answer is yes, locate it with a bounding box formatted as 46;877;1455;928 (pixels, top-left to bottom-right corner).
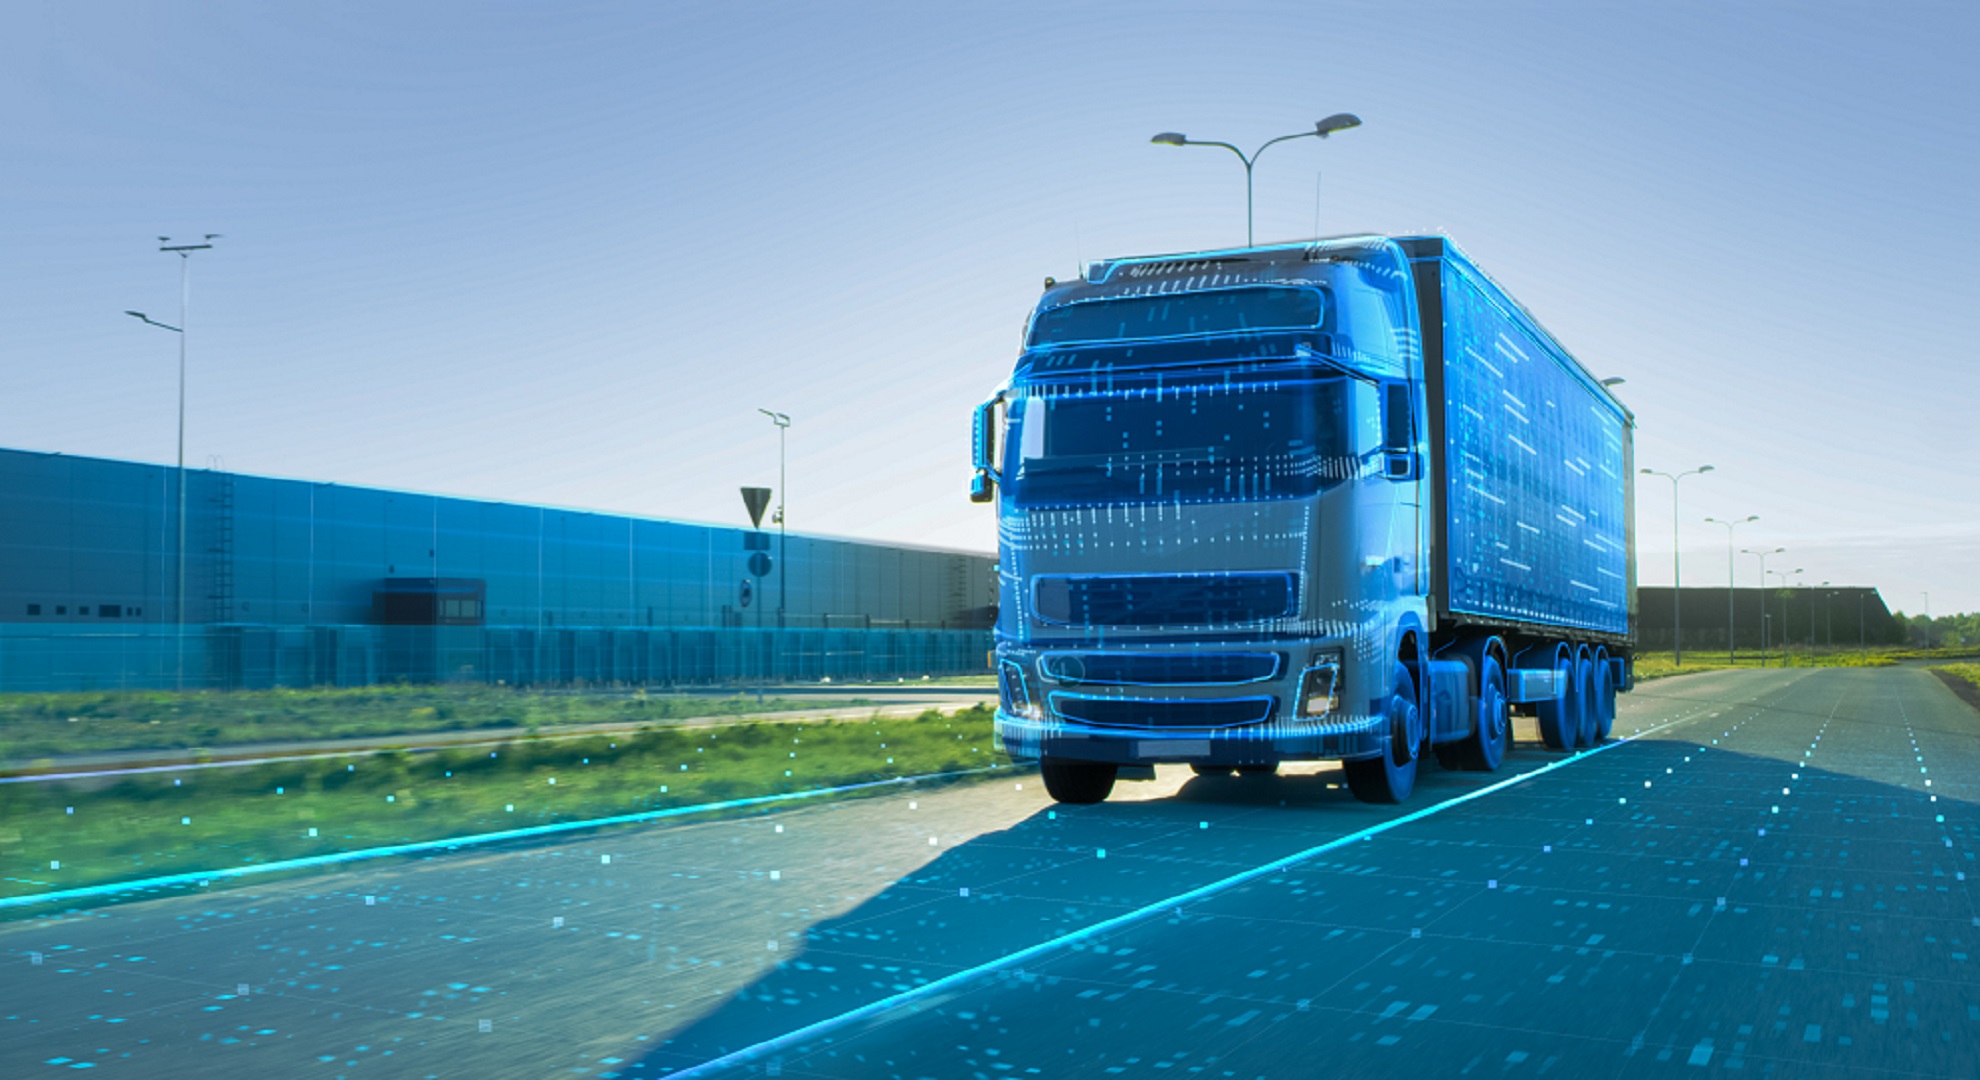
76;606;90;616
57;605;69;615
99;604;122;618
26;604;40;616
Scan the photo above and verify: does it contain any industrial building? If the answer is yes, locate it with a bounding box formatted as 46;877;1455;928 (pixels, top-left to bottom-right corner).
0;447;994;692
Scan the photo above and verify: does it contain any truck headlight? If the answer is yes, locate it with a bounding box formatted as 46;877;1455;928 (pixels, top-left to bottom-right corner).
999;660;1041;721
1298;652;1343;718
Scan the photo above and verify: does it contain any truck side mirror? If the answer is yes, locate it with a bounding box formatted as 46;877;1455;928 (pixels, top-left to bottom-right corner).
971;395;1004;501
1382;381;1413;451
1381;382;1417;480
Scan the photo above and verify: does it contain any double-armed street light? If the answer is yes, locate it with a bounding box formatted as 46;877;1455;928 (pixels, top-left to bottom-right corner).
1642;466;1714;665
1151;114;1362;246
1744;546;1787;666
1704;515;1758;664
125;234;219;692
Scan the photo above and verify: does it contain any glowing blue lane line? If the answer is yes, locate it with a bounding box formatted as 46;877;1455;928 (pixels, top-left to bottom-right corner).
665;706;1714;1078
0;765;1012;911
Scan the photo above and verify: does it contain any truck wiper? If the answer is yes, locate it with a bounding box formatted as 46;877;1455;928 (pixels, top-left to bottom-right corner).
1293;342;1378;384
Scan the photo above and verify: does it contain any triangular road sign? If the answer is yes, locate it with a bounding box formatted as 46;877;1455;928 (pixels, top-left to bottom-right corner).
740;486;773;529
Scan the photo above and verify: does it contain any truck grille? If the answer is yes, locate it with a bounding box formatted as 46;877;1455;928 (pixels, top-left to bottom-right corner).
1039;651;1282;686
1049;694;1276;729
1032;572;1296;627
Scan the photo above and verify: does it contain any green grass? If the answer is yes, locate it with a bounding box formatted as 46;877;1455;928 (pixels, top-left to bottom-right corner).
0;685;858;763
1632;651;1897;681
1937;663;1980;693
0;705;1004;904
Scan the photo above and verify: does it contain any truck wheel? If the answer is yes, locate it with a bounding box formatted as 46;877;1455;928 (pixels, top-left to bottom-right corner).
1235;763;1279;776
1457;654;1509;771
1571;651;1598;748
1041;758;1118;804
1534;652;1576;750
1592;651;1616;741
1345;665;1421;804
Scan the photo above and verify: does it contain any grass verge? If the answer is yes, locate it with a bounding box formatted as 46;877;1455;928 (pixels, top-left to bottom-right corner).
1631;652;1896;681
0;685;857;763
0;705;1003;906
1933;664;1980;715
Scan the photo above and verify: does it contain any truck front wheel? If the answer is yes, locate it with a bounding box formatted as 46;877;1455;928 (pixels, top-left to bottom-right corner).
1041;758;1118;804
1345;664;1422;804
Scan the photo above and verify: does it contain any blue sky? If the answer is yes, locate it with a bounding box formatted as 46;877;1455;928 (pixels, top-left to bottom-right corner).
6;1;1976;613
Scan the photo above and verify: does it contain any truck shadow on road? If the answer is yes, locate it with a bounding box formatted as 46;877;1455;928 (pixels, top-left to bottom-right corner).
612;724;1980;1078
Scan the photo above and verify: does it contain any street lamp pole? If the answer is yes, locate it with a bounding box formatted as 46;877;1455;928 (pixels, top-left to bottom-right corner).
1642;466;1714;666
1704;515;1758;665
1152;114;1362;246
1769;568;1803;661
125;233;215;691
1743;546;1785;666
758;409;790;633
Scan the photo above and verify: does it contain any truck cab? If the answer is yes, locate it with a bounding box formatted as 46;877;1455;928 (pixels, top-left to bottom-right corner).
975;237;1437;804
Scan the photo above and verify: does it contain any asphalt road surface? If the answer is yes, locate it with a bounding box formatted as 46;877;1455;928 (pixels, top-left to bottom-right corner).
3;666;1975;1078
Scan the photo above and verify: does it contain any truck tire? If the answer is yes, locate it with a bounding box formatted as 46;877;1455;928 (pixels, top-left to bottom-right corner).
1235;763;1279;776
1345;665;1421;804
1456;654;1509;771
1572;650;1598;748
1592;649;1617;741
1041;758;1117;804
1534;650;1577;750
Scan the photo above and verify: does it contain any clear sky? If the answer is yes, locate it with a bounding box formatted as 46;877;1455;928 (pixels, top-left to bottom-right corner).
6;1;1976;613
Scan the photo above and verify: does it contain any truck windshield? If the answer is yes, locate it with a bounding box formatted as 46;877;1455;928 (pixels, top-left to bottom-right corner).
1027;286;1323;348
1005;373;1349;507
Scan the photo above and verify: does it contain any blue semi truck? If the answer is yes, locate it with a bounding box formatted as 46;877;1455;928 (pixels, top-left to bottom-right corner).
971;234;1636;805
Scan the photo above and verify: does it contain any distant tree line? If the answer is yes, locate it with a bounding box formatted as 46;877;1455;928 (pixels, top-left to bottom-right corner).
1888;611;1980;649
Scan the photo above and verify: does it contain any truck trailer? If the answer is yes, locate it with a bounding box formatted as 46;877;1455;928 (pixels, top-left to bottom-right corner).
972;234;1636;805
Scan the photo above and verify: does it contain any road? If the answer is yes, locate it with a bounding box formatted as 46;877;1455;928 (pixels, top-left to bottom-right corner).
2;666;1974;1077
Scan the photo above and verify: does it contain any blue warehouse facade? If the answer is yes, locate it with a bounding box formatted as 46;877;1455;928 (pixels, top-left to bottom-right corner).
0;447;994;692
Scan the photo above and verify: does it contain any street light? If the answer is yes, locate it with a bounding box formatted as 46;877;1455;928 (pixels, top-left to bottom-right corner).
1769;567;1803;661
758;409;790;634
1151;114;1362;246
1704;515;1758;664
1642;465;1714;665
124;233;216;691
1743;546;1786;666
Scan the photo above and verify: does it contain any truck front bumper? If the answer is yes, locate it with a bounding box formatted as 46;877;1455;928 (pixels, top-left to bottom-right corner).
991;641;1392;766
994;708;1389;766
